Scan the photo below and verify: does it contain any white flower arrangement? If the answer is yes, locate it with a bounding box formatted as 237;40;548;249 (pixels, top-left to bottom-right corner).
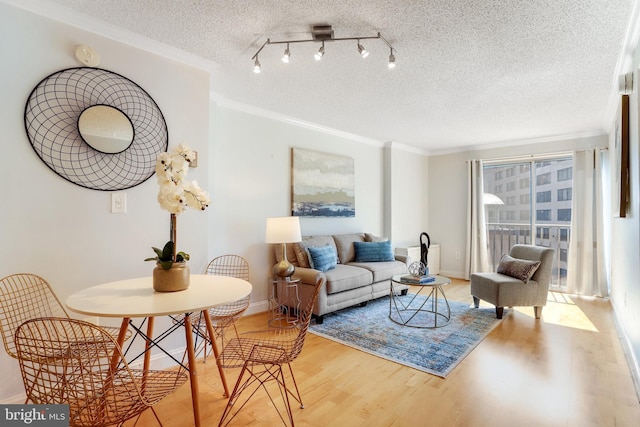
146;144;210;268
155;144;210;214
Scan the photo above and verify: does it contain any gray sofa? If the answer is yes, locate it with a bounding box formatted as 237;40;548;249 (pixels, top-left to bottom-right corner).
274;233;408;323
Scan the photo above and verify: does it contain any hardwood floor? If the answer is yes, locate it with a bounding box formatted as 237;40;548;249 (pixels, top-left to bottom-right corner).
132;279;640;427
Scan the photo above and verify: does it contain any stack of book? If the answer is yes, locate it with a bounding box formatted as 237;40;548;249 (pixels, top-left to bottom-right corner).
399;274;436;284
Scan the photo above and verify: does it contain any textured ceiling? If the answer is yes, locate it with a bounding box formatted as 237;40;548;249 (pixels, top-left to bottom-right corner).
41;0;636;152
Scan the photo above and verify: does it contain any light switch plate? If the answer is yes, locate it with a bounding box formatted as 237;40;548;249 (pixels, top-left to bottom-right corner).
111;192;126;213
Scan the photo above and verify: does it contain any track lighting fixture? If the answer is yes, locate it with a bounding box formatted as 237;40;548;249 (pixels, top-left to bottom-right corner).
388;48;396;68
357;41;369;58
282;44;291;63
251;25;395;73
314;41;325;61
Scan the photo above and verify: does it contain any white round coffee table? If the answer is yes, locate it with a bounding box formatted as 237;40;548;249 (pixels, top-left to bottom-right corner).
390;274;452;328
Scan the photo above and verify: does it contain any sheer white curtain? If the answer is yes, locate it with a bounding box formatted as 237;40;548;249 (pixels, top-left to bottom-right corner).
566;149;609;297
465;160;490;279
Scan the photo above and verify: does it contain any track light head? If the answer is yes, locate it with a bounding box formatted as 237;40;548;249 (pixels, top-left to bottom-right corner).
253;57;261;73
282;44;291;63
388;49;396;68
314;42;325;61
357;41;369;58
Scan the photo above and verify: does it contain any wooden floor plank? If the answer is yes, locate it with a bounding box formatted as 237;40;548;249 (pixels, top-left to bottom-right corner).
130;279;640;427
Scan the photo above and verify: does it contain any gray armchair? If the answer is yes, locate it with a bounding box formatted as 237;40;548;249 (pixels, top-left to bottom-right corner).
470;244;555;319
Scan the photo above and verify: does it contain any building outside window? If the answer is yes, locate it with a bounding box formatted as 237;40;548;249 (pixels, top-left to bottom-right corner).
558;188;572;201
537;191;551;203
557;167;572;181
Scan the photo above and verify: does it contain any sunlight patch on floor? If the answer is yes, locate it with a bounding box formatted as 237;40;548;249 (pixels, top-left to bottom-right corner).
514;292;599;332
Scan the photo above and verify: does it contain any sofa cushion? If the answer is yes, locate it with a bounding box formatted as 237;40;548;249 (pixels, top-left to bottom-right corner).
296;235;338;266
364;233;388;242
354;240;395;262
349;260;407;282
497;254;541;283
332;233;366;263
324;264;373;294
307;245;338;272
293;243;310;268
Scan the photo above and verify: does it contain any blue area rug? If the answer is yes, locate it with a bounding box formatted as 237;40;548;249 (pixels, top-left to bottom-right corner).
309;294;501;377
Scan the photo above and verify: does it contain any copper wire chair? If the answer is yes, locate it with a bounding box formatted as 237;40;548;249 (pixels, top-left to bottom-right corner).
15;317;188;427
0;273;130;361
181;255;251;363
217;277;324;427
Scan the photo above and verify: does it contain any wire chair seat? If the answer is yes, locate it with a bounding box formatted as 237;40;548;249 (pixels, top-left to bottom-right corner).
15;317;187;427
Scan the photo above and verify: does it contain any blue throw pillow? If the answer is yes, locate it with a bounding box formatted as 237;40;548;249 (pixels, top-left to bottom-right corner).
354;240;395;262
307;245;337;272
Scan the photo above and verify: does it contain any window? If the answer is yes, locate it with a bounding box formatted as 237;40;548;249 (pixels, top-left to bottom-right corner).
537;210;551;221
558;188;572;201
536;191;551;203
537;173;551;185
557;167;572;181
560;249;568;262
557;208;571;221
483;156;573;290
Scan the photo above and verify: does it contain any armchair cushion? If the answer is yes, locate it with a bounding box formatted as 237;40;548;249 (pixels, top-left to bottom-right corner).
496;254;541;283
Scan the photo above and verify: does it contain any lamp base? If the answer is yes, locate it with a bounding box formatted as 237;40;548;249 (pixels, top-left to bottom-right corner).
273;259;295;278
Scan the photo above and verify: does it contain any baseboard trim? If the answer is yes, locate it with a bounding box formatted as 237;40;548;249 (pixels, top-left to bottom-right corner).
439;269;466;280
611;301;640;403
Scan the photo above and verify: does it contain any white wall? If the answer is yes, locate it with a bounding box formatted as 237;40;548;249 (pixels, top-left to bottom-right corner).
427;134;607;278
609;43;640;390
385;142;430;248
0;2;210;402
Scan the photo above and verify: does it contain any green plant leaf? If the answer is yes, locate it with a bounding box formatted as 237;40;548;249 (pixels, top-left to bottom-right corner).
161;241;174;261
158;260;173;270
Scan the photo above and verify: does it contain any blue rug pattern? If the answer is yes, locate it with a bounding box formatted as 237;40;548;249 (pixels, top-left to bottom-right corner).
309;294;501;377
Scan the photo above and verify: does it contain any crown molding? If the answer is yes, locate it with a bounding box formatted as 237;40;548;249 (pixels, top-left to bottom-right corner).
427;130;608;157
212;95;385;147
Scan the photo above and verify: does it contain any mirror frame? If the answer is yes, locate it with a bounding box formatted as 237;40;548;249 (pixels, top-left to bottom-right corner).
24;67;168;191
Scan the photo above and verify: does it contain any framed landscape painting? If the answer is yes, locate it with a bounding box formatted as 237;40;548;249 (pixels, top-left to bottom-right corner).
291;148;355;217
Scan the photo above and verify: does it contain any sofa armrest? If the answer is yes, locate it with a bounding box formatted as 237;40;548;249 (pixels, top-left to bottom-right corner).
293;266;326;285
395;254;409;264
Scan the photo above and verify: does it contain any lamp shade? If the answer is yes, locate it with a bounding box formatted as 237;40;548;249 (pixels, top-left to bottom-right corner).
265;217;302;243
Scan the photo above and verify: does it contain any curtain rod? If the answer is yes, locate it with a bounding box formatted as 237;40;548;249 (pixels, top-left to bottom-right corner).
465;147;608;165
